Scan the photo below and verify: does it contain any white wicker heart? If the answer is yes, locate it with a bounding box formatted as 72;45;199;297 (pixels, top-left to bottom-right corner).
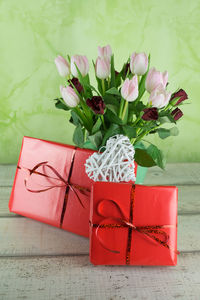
85;135;136;182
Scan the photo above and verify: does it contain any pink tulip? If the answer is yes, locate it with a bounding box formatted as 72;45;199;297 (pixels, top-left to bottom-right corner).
130;52;148;75
55;55;70;77
121;76;139;102
98;45;112;61
145;67;168;93
60;85;80;107
71;55;89;77
148;85;171;108
95;56;110;79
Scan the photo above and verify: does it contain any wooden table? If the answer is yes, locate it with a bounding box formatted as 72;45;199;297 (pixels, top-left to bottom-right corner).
0;163;200;300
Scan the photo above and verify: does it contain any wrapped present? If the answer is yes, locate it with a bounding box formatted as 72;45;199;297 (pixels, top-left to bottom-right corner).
89;182;178;265
9;136;138;237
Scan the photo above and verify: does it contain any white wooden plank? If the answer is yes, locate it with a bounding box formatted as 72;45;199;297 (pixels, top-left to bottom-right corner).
0;187;17;217
1;163;200;187
0;165;15;186
0;253;199;300
144;163;200;185
1;185;200;217
0;218;88;256
0;214;199;256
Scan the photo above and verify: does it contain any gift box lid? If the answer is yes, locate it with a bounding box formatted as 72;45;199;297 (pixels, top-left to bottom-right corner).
90;182;178;265
9;136;94;227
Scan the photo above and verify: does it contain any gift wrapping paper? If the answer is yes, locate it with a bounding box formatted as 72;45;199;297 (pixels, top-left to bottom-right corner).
90;182;178;265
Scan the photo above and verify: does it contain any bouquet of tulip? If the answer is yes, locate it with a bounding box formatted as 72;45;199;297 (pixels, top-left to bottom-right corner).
54;45;188;169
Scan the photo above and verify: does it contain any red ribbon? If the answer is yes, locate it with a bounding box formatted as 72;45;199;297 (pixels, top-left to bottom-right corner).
17;153;90;226
91;184;179;265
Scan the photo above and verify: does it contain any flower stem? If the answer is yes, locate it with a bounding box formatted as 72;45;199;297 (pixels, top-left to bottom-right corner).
100;115;106;130
107;77;111;89
134;125;160;144
102;79;105;96
118;98;125;118
121;100;129;121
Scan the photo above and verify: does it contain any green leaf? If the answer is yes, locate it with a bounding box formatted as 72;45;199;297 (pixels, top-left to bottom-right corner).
129;101;146;116
54;98;70;111
88;131;103;149
105;109;123;125
115;72;121;88
110;54;116;88
157;128;171;139
122;125;137;139
102;124;121;146
147;144;166;169
82;140;98;151
86;83;101;96
106;104;118;115
159;110;176;124
159;116;172;124
73;125;84;147
103;93;120;106
69;111;80;126
106;87;120;96
134;141;146;150
92;117;102;134
170;127;179;136
135;148;156;168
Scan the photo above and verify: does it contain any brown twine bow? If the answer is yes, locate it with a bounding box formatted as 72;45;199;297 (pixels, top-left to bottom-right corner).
91;184;179;264
17;154;90;226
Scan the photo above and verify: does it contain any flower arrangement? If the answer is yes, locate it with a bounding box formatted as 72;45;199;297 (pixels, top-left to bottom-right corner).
54;45;188;169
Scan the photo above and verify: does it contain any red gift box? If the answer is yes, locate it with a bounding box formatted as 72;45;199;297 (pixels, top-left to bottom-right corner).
90;182;178;265
9;137;138;237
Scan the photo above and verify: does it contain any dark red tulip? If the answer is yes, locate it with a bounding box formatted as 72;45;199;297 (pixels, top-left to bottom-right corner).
142;107;158;121
171;108;183;121
86;96;105;114
170;89;188;105
68;77;83;94
124;63;130;76
115;70;120;77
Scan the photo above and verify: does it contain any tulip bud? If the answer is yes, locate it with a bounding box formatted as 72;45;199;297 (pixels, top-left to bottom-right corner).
60;85;80;108
86;96;105;114
71;55;89;77
171;108;183;121
98;45;112;61
142;107;158;121
55;55;70;77
145;67;168;93
130;52;148;75
95;57;110;79
170;89;188;106
148;85;171;108
121;76;139;102
68;77;83;94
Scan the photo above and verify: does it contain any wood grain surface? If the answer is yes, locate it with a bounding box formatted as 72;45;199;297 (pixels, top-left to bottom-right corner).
0;163;200;300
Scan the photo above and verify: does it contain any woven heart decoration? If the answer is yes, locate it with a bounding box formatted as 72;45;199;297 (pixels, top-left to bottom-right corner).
85;135;136;182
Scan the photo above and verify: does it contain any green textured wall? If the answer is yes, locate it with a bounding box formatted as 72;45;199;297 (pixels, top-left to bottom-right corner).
0;0;199;164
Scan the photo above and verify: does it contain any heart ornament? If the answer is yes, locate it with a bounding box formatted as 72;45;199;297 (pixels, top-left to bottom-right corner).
85;135;136;182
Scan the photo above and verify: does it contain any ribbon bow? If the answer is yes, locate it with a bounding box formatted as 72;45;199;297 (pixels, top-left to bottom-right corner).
18;156;90;226
18;161;89;208
91;185;179;264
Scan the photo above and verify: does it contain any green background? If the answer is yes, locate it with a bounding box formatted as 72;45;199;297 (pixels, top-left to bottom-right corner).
0;0;199;164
